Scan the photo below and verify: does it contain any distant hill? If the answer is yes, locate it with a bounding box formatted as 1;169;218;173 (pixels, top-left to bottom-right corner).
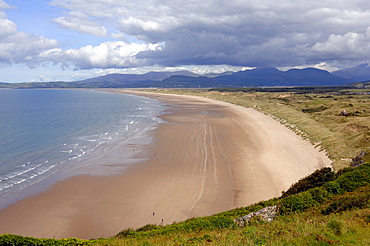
75;70;197;87
332;63;370;82
0;82;16;88
2;67;354;88
149;67;351;88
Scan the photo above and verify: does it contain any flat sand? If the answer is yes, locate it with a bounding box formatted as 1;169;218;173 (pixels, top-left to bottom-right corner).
0;90;331;239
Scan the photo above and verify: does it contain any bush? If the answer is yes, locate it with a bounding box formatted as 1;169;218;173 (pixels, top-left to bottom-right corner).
334;166;354;178
278;164;370;215
116;228;135;237
181;216;237;232
279;192;317;214
308;187;332;203
323;181;343;195
334;164;370;192
321;185;370;215
136;224;160;232
0;234;93;246
281;167;334;198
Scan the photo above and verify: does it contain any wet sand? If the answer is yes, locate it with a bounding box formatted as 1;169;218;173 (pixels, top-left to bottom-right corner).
0;90;331;239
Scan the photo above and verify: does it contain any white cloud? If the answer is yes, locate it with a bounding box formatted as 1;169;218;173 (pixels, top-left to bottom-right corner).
0;21;58;66
0;1;59;66
53;11;108;36
38;41;164;69
0;18;16;38
312;28;370;60
0;0;10;9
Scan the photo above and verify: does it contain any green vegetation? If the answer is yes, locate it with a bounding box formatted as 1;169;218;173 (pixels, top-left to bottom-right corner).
280;167;335;198
0;235;94;245
1;87;370;245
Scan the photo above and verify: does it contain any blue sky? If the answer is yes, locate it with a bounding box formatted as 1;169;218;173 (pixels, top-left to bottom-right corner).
1;0;370;83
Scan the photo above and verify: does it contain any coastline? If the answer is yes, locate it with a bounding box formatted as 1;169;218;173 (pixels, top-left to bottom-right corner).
0;90;331;239
0;89;164;210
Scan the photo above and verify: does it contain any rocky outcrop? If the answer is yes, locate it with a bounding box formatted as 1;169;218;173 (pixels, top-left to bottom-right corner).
234;205;278;227
351;150;367;167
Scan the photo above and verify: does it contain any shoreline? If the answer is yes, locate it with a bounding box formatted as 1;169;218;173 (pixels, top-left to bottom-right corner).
0;90;331;239
0;89;164;210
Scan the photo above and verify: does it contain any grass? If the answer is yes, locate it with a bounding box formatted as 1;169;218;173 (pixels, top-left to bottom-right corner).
1;87;370;245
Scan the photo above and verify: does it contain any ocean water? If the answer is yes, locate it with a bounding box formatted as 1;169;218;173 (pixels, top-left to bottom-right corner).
0;89;165;209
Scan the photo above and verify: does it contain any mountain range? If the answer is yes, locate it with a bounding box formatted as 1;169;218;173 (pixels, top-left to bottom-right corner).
332;63;370;82
72;67;353;88
2;65;370;88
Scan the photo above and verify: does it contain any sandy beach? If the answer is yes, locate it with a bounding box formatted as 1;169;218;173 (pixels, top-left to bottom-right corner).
0;90;331;239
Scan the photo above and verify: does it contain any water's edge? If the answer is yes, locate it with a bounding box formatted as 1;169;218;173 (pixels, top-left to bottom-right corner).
0;89;168;210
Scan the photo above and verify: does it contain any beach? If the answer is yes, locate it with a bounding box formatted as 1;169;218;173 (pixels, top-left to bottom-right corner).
0;90;331;239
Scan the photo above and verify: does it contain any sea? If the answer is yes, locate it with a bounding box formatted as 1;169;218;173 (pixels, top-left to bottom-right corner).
0;89;166;209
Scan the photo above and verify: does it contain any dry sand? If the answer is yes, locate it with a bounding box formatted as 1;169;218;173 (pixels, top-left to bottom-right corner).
0;90;331;239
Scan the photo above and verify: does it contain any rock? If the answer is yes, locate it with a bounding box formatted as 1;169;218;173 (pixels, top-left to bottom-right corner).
339;110;349;116
234;205;278;227
351;150;367;167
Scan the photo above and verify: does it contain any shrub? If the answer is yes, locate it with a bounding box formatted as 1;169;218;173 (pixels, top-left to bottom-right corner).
116;228;135;237
279;191;317;214
308;187;332;203
334;166;354;178
136;224;160;232
181;216;237;232
322;164;370;196
321;185;370;215
0;234;92;246
281;167;334;198
333;164;370;193
323;181;343;195
277;164;370;215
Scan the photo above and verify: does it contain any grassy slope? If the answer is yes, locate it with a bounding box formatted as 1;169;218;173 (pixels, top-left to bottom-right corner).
1;88;369;245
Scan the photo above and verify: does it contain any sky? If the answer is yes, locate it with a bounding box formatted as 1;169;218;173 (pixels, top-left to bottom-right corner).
1;0;370;82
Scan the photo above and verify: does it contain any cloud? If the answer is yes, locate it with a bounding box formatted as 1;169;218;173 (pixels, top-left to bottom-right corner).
0;1;59;66
312;28;370;60
0;22;59;66
47;0;370;69
53;11;108;36
38;41;164;69
0;0;10;8
4;0;370;71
